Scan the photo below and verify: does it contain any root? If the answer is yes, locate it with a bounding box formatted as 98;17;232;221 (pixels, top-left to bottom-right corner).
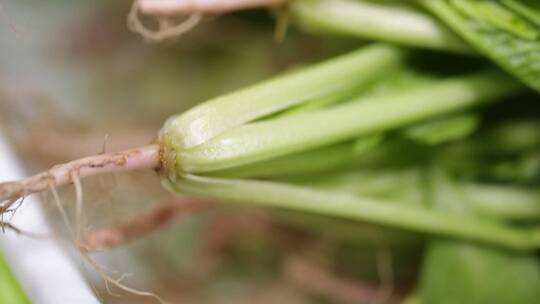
201;210;275;252
48;182;74;235
71;171;85;241
0;191;168;301
273;2;291;42
42;170;171;303
138;0;287;15
82;197;213;251
284;254;383;304
192;211;277;276
0;144;160;209
374;247;395;304
0;140;171;302
80;252;168;304
128;0;202;43
0;221;51;239
128;0;286;42
0;198;19;215
100;134;109;155
199;209;309;255
184;209;312;279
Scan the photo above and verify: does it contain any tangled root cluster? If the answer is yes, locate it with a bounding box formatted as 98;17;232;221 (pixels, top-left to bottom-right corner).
128;0;202;43
127;0;288;42
0;145;167;302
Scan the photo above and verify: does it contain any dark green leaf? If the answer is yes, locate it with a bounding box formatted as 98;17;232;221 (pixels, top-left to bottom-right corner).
423;0;540;92
421;241;540;304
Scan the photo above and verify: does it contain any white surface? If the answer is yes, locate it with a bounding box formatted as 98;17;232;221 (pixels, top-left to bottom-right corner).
0;129;100;304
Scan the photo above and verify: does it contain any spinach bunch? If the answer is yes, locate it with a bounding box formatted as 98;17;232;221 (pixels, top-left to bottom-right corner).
155;2;540;302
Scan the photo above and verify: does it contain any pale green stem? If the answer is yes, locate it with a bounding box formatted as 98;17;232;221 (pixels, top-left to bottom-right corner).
292;0;471;53
207;141;360;178
166;174;540;251
460;183;540;221
178;71;520;173
161;44;404;150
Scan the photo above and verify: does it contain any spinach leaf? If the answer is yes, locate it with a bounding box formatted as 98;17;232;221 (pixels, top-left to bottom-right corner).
423;0;540;92
421;241;540;304
502;0;540;26
420;168;540;304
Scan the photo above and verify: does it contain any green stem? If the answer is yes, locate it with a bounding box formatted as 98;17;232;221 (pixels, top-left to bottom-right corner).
166;174;540;251
178;71;520;173
292;0;471;53
161;44;404;149
459;182;540;221
207;135;388;179
207;141;360;178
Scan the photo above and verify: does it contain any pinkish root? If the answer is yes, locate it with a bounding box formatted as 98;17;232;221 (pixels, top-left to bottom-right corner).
0;144;161;213
138;0;287;15
82;197;213;251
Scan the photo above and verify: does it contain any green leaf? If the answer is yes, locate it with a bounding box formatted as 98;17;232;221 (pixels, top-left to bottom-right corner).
502;0;540;27
423;0;540;92
420;241;540;304
453;0;538;39
421;157;540;304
